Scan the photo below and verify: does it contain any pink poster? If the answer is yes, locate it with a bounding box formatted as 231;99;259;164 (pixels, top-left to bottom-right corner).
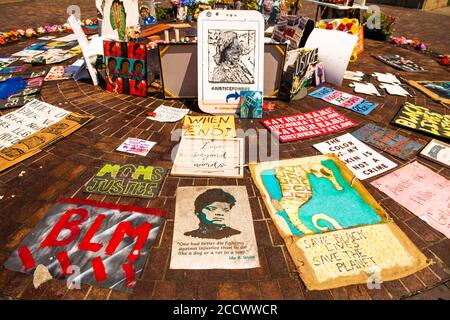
371;162;450;238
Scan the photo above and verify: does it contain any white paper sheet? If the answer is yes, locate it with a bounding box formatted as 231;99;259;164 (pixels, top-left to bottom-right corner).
305;29;357;86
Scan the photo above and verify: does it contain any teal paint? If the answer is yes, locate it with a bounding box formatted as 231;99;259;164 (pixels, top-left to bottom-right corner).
260;159;381;236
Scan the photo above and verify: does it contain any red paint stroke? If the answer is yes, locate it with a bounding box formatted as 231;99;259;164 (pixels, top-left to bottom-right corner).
78;214;105;252
18;246;35;270
58;198;167;217
105;222;152;262
91;256;107;282
56;251;72;276
40;208;89;248
122;263;136;287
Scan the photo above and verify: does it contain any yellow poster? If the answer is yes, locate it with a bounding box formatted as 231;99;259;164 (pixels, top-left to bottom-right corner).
182;115;236;138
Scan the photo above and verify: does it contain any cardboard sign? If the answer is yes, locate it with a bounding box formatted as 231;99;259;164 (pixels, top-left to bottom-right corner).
116;138;156;156
372;162;450;239
249;154;429;290
170;186;260;269
85;163;168;198
391;102;450;141
0;99;70;150
279;48;318;101
352;123;424;160
309;86;378;116
104;40;147;97
420;139;450;168
4;198;166;292
313;133;398;180
261;107;357;143
147;105;189;123
0;109;94;173
171;137;244;178
0;93;38;110
374;55;426;72
293;223;429;290
182;115;236;138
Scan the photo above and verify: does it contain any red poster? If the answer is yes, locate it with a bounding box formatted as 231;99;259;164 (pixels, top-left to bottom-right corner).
261;107;357;142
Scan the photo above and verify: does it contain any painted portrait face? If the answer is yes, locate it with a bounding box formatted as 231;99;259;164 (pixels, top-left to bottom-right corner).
121;60;130;73
108;58;116;73
134;62;143;74
198;201;232;225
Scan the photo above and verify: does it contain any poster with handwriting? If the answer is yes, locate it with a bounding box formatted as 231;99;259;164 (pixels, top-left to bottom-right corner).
85;163;167;199
313;133;398;180
170;186;259;269
0;99;70;150
182;115;236;138
261;107;357;142
371;161;450;238
171;137;244;178
391;102;450;141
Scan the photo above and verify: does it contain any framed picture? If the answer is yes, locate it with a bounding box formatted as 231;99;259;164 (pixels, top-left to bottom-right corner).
104;40;147;97
198;10;264;114
419;139;450;168
406;80;450;105
158;43;285;100
171;136;244;178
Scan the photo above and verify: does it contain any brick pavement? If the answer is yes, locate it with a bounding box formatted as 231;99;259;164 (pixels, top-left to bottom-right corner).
0;1;449;300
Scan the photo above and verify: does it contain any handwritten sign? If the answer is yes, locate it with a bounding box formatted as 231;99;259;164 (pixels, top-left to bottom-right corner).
313;133;397;180
0;99;70;150
392;102;450;141
85;163;168;199
171;137;244;178
147;105;189;123
170;186;259;269
371;162;450;239
352;123;424;160
309;87;378;115
182;115;236;138
296;223;428;288
4;198;166;292
116;138;156;156
261;107;357;142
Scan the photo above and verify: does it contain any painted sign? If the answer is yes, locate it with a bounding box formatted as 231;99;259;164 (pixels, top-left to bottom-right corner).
372;161;450;239
171;137;244;178
352;123;425;160
85;163;167;199
374;55;426;72
313;133;398;180
182;115;236;138
309;86;378;116
170;186;260;269
4;198;166;292
261;107;357;143
391;102;450;141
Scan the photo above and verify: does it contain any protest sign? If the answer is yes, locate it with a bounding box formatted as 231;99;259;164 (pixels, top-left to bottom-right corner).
116;138;156;156
182;115;236;138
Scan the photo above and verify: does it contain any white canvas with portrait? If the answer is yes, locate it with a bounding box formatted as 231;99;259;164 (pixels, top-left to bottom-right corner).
101;0;139;41
170;186;260;269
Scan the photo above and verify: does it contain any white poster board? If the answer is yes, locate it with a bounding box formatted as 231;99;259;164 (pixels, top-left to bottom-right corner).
198;10;264;114
171;136;244;178
170;186;260;269
313;133;397;180
305;29;357;86
68;15;99;86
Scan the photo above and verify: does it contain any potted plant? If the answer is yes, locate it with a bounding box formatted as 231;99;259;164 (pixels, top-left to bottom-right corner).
363;12;396;41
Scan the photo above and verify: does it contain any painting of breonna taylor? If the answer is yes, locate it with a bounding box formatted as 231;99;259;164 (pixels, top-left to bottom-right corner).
208;30;256;84
170;186;260;270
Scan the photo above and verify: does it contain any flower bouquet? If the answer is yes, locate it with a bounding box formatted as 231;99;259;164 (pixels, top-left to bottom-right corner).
363;11;396;41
